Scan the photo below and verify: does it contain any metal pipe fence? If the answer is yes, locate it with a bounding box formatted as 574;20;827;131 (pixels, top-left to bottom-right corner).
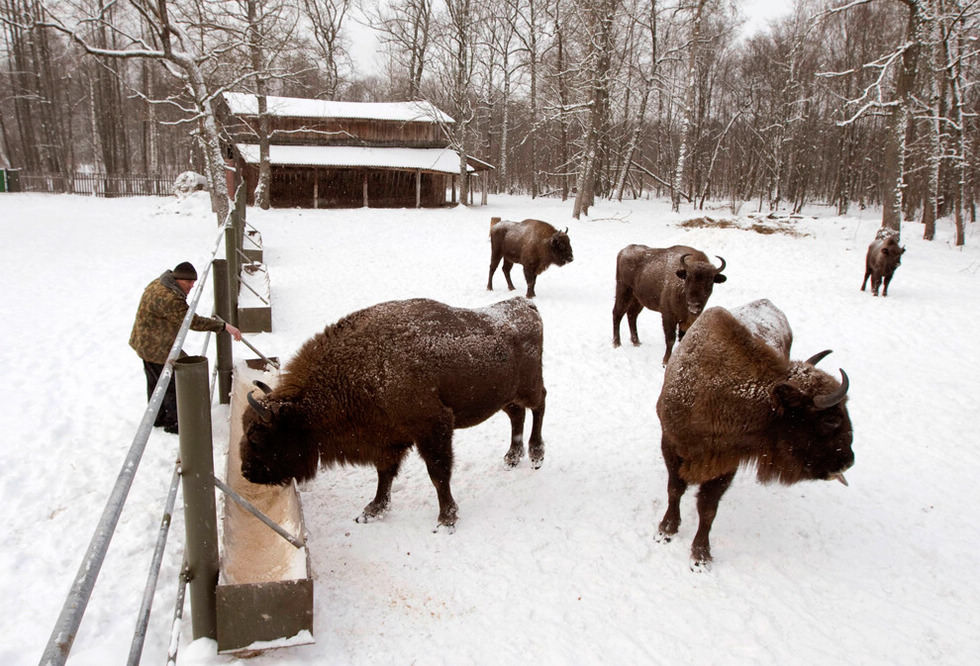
17;172;180;197
39;211;236;665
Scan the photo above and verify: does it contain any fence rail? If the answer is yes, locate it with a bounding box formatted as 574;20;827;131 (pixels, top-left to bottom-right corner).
18;172;179;197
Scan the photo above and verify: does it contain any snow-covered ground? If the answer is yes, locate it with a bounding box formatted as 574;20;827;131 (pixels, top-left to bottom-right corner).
2;191;978;665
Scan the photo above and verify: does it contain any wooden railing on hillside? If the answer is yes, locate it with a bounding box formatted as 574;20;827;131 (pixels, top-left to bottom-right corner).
18;172;179;197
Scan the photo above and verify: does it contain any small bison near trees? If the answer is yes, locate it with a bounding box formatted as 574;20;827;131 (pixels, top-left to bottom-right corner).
612;244;727;365
656;300;854;571
487;217;574;298
240;297;547;533
861;228;906;297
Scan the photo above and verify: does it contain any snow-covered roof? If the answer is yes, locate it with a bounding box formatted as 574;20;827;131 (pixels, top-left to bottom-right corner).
235;144;474;174
224;92;454;124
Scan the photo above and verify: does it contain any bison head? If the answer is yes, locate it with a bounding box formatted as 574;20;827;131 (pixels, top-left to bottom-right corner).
762;353;854;486
676;254;727;317
549;229;574;266
240;381;319;486
878;237;906;268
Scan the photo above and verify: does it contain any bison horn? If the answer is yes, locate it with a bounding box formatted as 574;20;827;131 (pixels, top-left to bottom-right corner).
253;379;273;394
831;472;849;487
679;253;691;269
247;390;273;423
714;255;726;273
805;349;833;366
813;369;849;410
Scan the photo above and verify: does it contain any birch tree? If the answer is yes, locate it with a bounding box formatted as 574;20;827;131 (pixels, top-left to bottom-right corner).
671;0;707;213
35;0;240;222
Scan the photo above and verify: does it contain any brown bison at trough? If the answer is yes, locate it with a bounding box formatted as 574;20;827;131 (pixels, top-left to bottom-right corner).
240;297;547;533
487;217;574;298
656;300;854;571
612;244;727;365
861;229;906;297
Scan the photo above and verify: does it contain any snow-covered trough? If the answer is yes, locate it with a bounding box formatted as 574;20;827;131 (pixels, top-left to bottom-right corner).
237;262;271;333
216;358;314;654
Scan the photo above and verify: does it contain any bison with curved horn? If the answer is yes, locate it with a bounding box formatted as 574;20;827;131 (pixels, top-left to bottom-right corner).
240;297;548;533
655;300;854;571
487;217;574;298
613;244;727;365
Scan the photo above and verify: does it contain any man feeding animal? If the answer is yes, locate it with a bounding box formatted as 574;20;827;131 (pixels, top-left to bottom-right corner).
240;297;547;533
655;300;854;571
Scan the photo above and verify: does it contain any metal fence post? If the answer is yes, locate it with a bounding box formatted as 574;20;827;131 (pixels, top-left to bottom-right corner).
224;225;239;328
175;356;218;641
212;259;233;404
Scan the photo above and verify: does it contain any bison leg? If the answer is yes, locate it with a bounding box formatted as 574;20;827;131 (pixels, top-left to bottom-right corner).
861;267;871;292
660;315;678;365
523;265;537;298
488;248;503;290
656;439;687;543
625;300;644;346
871;273;881;297
416;415;459;532
501;260;517;291
690;471;736;572
527;392;546;469
356;447;410;523
882;272;893;297
502;403;526;468
612;286;634;347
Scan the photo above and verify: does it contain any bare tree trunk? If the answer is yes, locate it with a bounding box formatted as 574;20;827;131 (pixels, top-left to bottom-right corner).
615;0;657;202
671;0;706;213
920;0;942;240
881;0;925;237
572;0;618;219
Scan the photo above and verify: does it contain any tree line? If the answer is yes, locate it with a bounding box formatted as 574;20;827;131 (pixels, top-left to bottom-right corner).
0;0;976;243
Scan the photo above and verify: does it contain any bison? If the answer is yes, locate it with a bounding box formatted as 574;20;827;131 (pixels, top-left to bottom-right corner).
655;300;854;571
240;297;547;533
487;217;574;298
612;244;727;365
861;229;905;297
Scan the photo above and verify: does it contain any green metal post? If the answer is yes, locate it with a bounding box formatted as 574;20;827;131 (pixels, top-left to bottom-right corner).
224;225;239;328
212;259;233;404
175;355;219;641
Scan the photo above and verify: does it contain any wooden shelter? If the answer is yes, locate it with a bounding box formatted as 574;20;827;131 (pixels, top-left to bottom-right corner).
221;93;492;208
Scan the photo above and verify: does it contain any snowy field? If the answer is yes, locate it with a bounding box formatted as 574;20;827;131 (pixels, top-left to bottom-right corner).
1;191;979;665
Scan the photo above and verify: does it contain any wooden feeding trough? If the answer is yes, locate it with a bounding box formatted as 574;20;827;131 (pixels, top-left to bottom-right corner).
216;358;314;654
237;262;272;333
243;229;263;263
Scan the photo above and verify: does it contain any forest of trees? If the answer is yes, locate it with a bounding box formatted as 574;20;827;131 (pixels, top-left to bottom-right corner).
0;0;976;242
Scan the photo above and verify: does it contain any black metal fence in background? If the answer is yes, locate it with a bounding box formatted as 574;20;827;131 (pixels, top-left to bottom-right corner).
16;172;179;197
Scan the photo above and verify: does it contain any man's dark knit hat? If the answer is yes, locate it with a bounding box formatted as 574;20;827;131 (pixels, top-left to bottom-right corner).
173;262;197;280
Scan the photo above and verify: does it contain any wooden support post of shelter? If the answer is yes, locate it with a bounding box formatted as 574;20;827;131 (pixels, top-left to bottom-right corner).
416;170;422;208
362;171;369;207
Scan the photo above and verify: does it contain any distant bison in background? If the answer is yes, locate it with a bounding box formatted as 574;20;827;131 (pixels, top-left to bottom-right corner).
240;297;548;533
861;228;905;297
612;244;727;365
487;217;574;298
173;171;208;197
656;301;853;571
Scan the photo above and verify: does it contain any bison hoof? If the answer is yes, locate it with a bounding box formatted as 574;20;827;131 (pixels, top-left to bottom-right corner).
433;522;456;535
613;340;621;348
504;447;525;468
689;557;712;573
654;530;673;544
529;447;544;469
355;504;388;523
